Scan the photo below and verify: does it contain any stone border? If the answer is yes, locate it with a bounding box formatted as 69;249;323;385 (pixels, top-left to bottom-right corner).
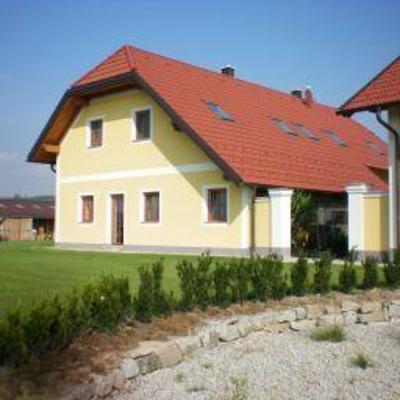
90;298;400;398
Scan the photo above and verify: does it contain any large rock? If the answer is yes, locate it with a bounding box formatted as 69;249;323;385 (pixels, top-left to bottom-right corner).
324;304;341;315
93;375;113;398
237;318;255;337
305;304;324;320
120;358;140;379
342;300;360;313
199;328;219;348
358;311;385;324
290;319;316;331
360;301;381;314
277;309;296;323
342;311;358;325
175;335;201;355
317;314;344;326
294;307;307;320
218;325;240;342
154;342;182;368
264;321;290;333
249;315;265;331
136;353;160;375
127;341;165;359
388;304;400;319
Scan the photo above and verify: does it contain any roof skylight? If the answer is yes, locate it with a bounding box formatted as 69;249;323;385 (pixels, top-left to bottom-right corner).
206;101;234;121
366;140;385;155
271;118;297;136
294;123;319;141
324;129;346;146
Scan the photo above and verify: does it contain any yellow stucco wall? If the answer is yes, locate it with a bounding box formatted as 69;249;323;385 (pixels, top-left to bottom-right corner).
364;195;389;252
57;89;246;250
254;198;270;248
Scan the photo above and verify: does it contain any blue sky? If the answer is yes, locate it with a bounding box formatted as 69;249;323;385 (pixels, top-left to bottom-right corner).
0;0;399;197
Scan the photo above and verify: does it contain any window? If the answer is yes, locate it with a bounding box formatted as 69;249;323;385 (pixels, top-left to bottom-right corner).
81;195;94;223
207;188;228;223
366;140;385;155
294;123;319;141
133;108;152;141
88;119;103;148
271;118;297;136
143;192;160;223
324;129;346;146
206;101;234;121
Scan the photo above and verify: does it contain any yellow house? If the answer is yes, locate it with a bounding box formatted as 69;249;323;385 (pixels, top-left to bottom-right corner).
28;45;390;257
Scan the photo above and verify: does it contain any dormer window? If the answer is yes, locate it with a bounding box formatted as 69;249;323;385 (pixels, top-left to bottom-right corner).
87;118;104;148
206;101;234;121
271;118;297;136
132;107;152;141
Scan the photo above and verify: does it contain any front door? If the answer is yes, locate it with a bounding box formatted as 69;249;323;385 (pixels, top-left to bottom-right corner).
111;194;124;245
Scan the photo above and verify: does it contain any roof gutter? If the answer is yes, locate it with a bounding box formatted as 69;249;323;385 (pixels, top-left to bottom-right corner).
374;106;400;250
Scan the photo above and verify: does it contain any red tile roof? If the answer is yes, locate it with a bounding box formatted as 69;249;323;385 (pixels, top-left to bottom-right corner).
339;55;400;114
34;45;389;193
0;199;55;219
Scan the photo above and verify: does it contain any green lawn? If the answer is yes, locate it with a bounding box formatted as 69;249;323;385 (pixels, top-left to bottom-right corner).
0;240;382;317
0;241;195;316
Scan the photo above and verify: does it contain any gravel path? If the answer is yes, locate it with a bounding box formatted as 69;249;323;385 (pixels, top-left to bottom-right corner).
114;322;400;400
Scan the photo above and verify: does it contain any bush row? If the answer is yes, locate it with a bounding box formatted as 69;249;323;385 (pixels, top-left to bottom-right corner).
2;250;400;366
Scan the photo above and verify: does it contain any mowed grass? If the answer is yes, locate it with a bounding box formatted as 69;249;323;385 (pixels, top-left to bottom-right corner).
0;241;194;316
0;241;384;317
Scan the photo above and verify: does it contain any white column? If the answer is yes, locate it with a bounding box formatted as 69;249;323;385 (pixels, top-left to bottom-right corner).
268;188;293;257
240;186;252;250
346;183;370;252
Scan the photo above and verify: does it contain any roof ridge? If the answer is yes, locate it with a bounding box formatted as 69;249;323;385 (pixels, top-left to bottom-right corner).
124;45;136;71
119;44;336;110
338;54;400;112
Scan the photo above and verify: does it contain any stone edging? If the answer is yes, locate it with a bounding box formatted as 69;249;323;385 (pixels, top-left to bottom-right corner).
91;298;400;398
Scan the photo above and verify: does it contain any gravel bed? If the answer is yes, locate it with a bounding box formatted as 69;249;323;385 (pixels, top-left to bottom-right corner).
113;322;400;400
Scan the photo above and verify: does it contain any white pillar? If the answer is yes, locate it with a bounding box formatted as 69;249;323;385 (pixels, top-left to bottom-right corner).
346;183;370;253
269;188;293;257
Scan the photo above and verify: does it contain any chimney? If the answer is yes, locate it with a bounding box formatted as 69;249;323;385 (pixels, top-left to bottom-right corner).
303;86;313;105
290;88;302;99
221;65;235;77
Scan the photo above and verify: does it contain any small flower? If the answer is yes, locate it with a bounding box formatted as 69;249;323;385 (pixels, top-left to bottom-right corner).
100;295;105;301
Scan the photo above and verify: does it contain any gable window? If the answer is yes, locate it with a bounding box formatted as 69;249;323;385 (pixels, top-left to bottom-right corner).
206;101;234;121
143;191;160;223
133;108;152;141
324;129;346;146
294;123;319;141
88;118;103;148
271;118;297;136
80;195;94;223
207;187;228;223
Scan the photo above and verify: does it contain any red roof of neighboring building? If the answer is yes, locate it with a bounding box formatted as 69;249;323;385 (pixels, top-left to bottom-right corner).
339;55;400;114
0;199;55;219
30;45;389;193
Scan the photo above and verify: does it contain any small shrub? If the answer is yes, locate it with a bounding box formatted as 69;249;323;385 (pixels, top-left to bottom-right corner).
339;248;357;293
310;325;346;342
134;266;155;322
152;259;172;316
230;376;248;400
193;253;212;310
175;371;185;383
290;253;309;296
362;256;379;289
229;258;250;305
383;251;400;288
352;352;373;369
265;254;288;300
177;259;196;311
249;256;269;301
313;251;332;294
212;261;231;307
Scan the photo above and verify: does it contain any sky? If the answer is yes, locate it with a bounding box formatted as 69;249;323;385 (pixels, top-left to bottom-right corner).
0;0;399;197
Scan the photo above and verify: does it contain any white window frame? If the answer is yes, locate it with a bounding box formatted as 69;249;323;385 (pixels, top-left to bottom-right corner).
139;189;161;225
201;184;229;226
78;193;95;225
131;106;153;143
86;116;105;150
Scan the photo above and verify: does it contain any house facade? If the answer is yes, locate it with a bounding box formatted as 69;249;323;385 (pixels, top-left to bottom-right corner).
338;55;400;254
29;45;390;257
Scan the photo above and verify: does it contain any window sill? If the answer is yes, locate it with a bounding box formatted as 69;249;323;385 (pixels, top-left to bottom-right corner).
202;221;228;227
131;138;152;144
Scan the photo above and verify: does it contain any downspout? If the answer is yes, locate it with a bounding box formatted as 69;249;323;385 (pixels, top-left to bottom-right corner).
375;107;400;250
249;187;256;257
50;162;56;174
